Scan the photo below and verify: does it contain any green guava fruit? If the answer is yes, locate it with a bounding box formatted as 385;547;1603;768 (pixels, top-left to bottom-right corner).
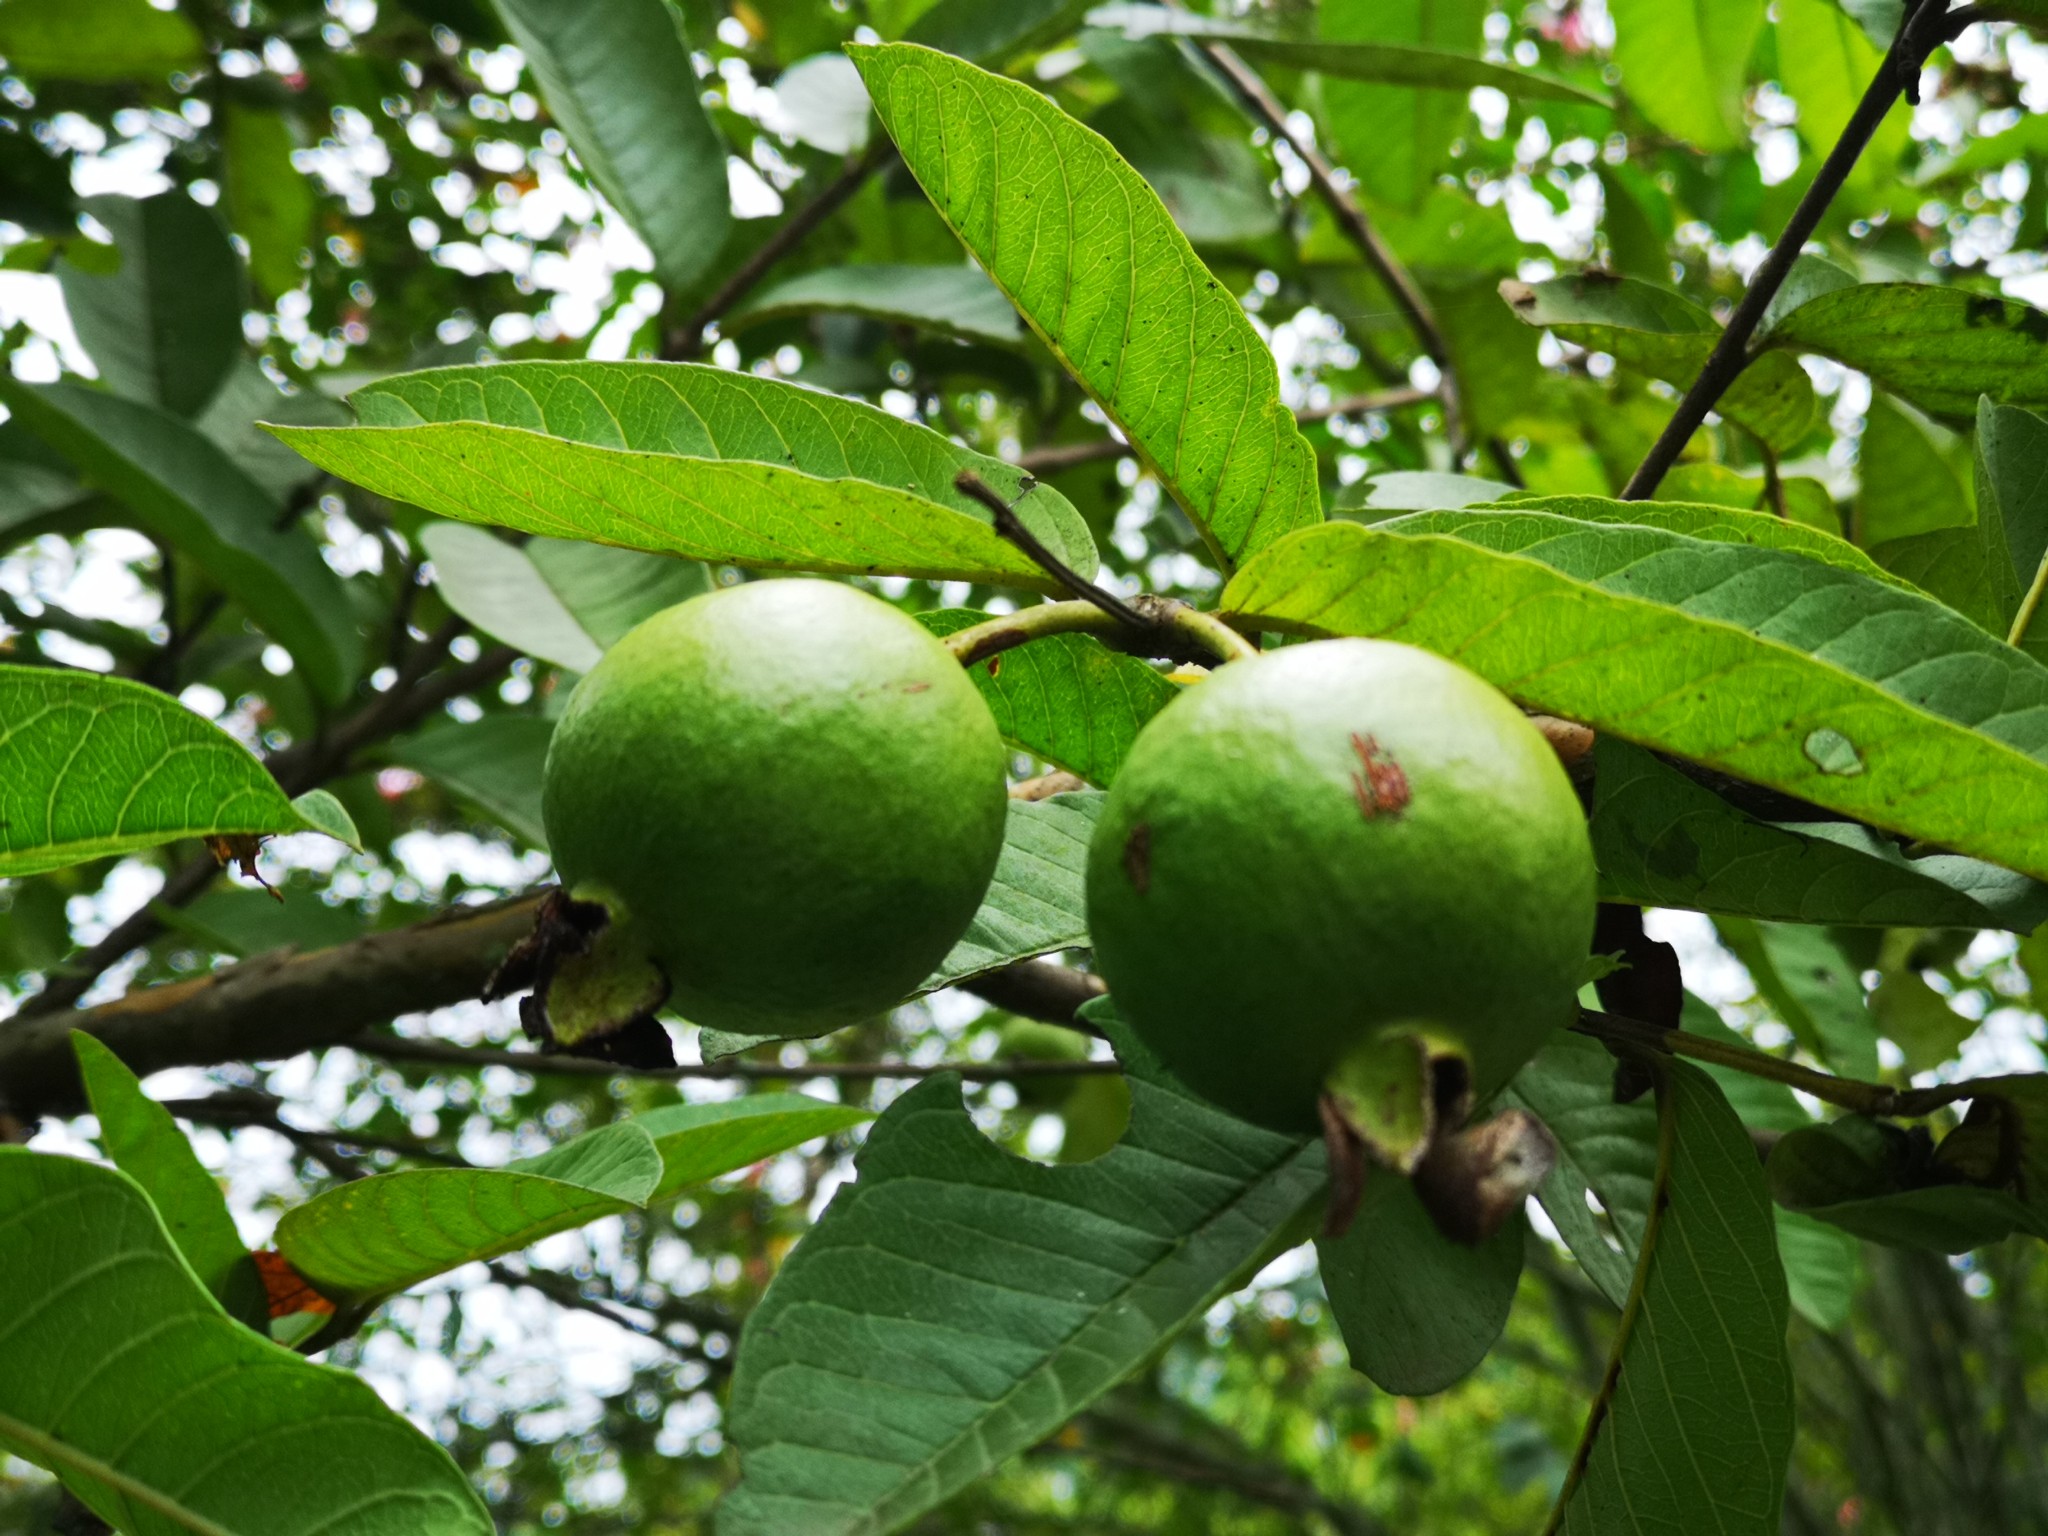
1085;637;1596;1136
541;578;1010;1037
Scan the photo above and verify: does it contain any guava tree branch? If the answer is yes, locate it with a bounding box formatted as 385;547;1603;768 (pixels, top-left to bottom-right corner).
1188;34;1465;456
944;596;1261;670
1621;0;1977;499
662;140;892;361
355;1034;1119;1083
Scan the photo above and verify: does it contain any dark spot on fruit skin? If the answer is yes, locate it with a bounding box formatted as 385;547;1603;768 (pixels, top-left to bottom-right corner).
1123;823;1152;894
901;682;931;694
1348;734;1411;820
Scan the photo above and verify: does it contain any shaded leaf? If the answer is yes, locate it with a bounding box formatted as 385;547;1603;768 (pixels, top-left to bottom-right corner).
73;1033;263;1325
852;42;1320;572
1768;1115;2043;1251
194;362;351;503
1775;1208;1863;1331
1775;0;1910;180
1219;517;2048;882
1500;275;1816;450
1869;970;1976;1073
1317;1174;1522;1395
1544;1061;1793;1535
1856;393;1973;547
717;1000;1324;1536
528;535;711;646
1766;284;2048;419
220;103;316;301
0;0;201;82
904;0;1088;61
920;609;1178;786
1;379;363;701
629;1095;874;1205
920;791;1103;993
381;714;554;848
56;192;243;418
1342;469;1518;512
0;1148;491;1535
1084;4;1611;104
1313;0;1486;211
490;0;730;288
420;523;605;673
0;666;350;878
155;879;367;960
1717;919;1880;1079
1609;0;1765;151
729;265;1024;347
1590;738;2048;931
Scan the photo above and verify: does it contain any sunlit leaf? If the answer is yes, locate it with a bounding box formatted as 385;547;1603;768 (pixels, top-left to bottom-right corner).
1608;0;1765;151
1767;284;2048;419
729;264;1025;347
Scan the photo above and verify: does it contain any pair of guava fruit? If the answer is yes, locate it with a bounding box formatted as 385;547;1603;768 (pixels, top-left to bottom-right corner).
539;578;1595;1166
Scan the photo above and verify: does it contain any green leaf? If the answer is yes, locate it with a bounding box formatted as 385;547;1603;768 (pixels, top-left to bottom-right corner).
1312;0;1486;211
1505;1031;1655;1308
288;788;360;850
0;380;363;701
381;715;554;848
1590;738;2048;931
0;666;350;878
419;522;709;672
275;1120;663;1303
1219;517;2048;882
72;1033;264;1325
1316;1175;1522;1395
919;610;1178;786
852;42;1320;573
1774;0;1910;180
1977;398;2048;654
1453;493;1907;587
1543;1062;1793;1535
1768;1116;2043;1251
1775;1208;1863;1331
0;0;201;80
1855;393;1973;546
627;1095;874;1204
1083;5;1612;105
1716;919;1881;1079
221;103;316;300
1766;284;2048;420
1342;470;1521;513
56;192;244;418
0;1148;492;1535
717;1000;1324;1536
194;362;352;503
155;880;366;960
728;265;1025;347
904;0;1088;61
420;523;604;672
489;0;729;289
274;360;1093;590
1500;275;1817;450
1608;0;1765;151
920;791;1102;994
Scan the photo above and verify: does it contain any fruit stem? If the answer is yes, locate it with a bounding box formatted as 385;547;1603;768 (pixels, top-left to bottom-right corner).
945;597;1260;671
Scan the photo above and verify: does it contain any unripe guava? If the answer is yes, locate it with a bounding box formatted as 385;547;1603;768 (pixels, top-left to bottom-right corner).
542;579;1009;1037
1086;638;1595;1134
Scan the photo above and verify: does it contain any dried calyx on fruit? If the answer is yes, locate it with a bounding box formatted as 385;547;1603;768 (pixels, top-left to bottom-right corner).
495;578;1011;1062
1085;637;1597;1242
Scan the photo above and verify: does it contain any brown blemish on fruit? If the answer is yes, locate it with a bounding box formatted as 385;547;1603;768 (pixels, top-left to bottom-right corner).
1123;823;1152;894
1349;734;1411;820
901;681;931;694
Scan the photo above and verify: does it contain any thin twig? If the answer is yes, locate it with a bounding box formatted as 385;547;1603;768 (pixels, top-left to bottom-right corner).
942;594;1261;670
1621;0;1973;499
353;1033;1121;1083
1187;33;1465;456
1015;387;1435;475
955;470;1153;627
662;142;891;360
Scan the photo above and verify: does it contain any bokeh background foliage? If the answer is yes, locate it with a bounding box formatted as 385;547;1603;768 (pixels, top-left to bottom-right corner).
6;0;2048;1532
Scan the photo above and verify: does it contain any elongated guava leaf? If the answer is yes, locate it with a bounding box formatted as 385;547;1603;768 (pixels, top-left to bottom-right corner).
852;42;1320;573
0;1149;491;1535
922;790;1102;992
74;1033;262;1323
272;360;1093;589
920;610;1178;786
1766;283;2048;419
1543;1061;1792;1535
0;666;355;878
1500;276;1815;449
1;379;362;701
1592;738;2048;930
717;1002;1323;1536
490;0;728;289
276;1096;868;1302
1220;518;2048;881
728;265;1025;347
